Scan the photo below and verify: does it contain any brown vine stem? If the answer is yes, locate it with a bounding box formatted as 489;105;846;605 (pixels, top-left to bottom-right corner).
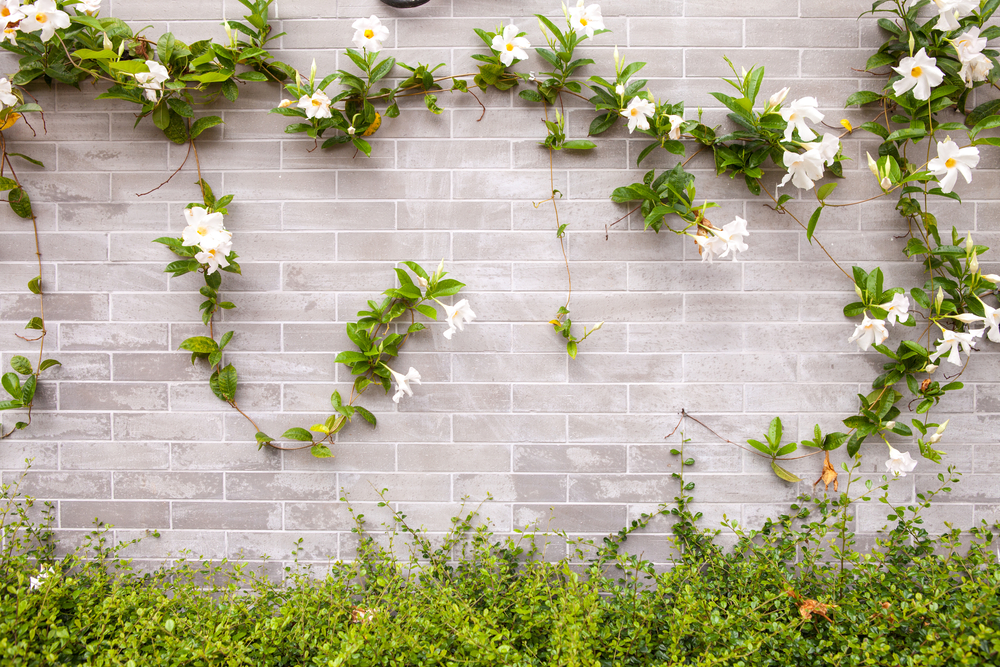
540;102;572;314
0;130;46;439
758;180;852;282
679;410;823;462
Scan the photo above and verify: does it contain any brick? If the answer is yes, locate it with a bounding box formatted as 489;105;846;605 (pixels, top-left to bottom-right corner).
173;502;282;530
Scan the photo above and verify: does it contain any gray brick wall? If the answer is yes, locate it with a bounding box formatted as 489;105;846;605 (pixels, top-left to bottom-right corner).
1;0;998;567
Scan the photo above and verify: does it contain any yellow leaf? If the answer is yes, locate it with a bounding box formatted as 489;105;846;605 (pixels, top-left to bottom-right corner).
362;112;381;136
814;451;838;491
0;113;21;131
309;423;330;434
840;118;853;133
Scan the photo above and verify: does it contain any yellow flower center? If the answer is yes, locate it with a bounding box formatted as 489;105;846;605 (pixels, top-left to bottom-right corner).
506;43;514;51
36;12;47;23
630;108;638;116
312;98;322;106
580;18;588;26
1;8;9;17
197;226;208;236
945;158;956;168
364;29;374;39
911;66;922;77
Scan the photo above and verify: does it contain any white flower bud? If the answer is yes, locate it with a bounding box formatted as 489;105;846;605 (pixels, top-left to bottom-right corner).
981;274;1000;284
417;276;428;289
884;421;896;430
880;176;892;190
613;45;620;68
867;152;879;178
615;84;624;96
952;313;984;323
591;321;604;332
926;363;938;373
934;287;944;311
278;99;293;108
103;32;112;51
928;419;949;444
969;250;979;275
768;87;789;107
347;126;356;135
309;58;317;86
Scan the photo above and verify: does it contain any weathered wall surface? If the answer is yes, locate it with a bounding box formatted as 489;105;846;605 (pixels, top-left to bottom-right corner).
0;0;998;568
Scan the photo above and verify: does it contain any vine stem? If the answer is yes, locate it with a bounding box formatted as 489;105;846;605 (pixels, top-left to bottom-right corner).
758;180;853;282
541;102;572;313
0;130;46;438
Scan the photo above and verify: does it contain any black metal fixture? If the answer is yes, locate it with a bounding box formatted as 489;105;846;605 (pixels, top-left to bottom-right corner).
379;0;431;7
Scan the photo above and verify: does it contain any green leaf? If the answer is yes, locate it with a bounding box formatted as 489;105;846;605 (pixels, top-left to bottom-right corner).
179;336;219;354
415;304;437;320
20;375;35;404
806;206;822;243
24;317;43;330
567;340;578;358
355;405;377;427
190;116;224;140
281;427;314;442
310;444;333;458
0;176;18;191
9;187;32;218
2;372;20;399
152;101;171;130
816;182;838;201
747;439;771;456
562;139;596;150
845;90;883;107
766;417;783;448
335;351;368;364
10;356;31;375
38;359;60;372
967;99;1000;128
771;461;801;483
26;276;41;294
218;364;238;401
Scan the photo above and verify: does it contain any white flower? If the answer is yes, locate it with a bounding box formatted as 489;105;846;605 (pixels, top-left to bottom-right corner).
568;1;604;39
443;299;476;339
491;24;530;67
891;48;944;100
981;301;1000;343
848;315;889;351
70;0;99;15
803;133;841;167
959;53;992;87
1;25;17;44
928;328;981;366
880;292;910;326
927;139;979;194
954;26;987;61
621;96;655;133
932;0;977;32
133;61;169;103
767;87;789;107
779;96;823;142
693;232;726;262
29;566;55;590
0;77;17;108
19;0;70;42
714;216;750;261
885;447;918;477
667;114;684;141
297;90;332;120
778;149;825;190
181;207;226;248
352;15;389;52
194;244;232;275
387;366;421;403
0;0;24;28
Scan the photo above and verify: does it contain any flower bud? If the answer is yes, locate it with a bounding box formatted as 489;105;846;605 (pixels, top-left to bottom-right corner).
884;421;896;430
880;176;892;190
223;21;233;44
278;99;293;108
952;313;984;323
934;287;944;312
103;32;112;51
417;276;428;290
926;363;938;373
768;87;789;107
615;84;624;96
309;58;317;86
867;152;879;178
928;419;949;444
981;273;1000;284
347;126;356;135
613;45;620;68
591;321;604;332
969;250;979;275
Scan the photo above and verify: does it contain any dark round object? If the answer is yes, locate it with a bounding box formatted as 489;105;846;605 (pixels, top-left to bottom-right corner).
379;0;431;7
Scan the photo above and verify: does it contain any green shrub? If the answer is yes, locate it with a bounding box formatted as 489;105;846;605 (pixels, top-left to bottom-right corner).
2;462;998;667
